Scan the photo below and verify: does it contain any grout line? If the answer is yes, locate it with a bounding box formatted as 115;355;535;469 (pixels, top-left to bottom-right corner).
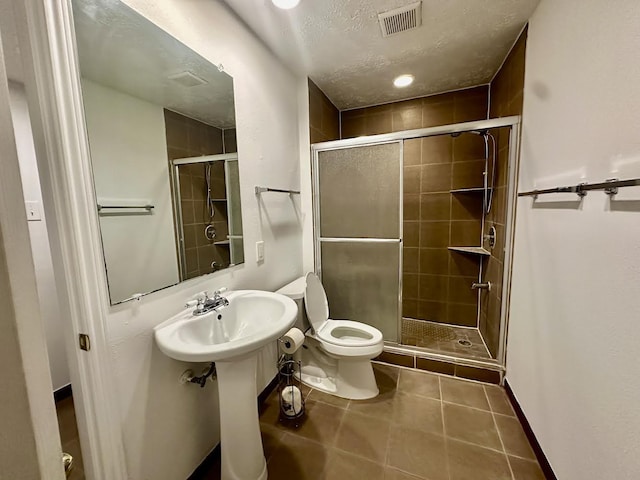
439;376;452;480
484;385;516;480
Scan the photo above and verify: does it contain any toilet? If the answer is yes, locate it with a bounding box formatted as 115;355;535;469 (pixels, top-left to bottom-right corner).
277;272;384;400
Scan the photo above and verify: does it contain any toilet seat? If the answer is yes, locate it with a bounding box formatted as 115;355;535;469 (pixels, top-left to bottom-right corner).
304;273;383;357
316;319;383;347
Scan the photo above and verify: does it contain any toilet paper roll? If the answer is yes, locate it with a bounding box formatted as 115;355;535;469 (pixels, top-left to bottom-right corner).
280;327;305;354
281;385;303;417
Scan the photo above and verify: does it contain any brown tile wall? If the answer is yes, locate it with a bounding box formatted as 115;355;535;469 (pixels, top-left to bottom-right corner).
309;79;340;143
339;86;489;327
480;27;528;356
164;109;231;280
223;128;237;153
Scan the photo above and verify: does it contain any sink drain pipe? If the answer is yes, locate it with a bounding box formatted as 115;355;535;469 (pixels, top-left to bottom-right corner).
180;363;216;388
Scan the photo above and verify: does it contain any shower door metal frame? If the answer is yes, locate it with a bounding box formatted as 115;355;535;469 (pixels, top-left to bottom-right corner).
311;140;405;342
311;115;521;372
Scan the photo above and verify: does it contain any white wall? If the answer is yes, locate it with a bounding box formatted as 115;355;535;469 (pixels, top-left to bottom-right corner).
81;79;180;304
95;1;303;478
507;0;640;479
9;81;70;392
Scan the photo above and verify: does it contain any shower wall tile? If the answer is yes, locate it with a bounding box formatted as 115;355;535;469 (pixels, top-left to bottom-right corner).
422;136;452;163
164;109;231;279
421;163;452;192
450;221;482;247
403;248;419;273
419;249;449;275
340;86;488;140
418;301;448;323
448;303;477;327
453;134;486;162
489;28;527;119
420;193;451;221
451;195;484;221
403;139;422;166
404;194;421;221
403;273;419;299
452;160;486;190
223;128;237;153
449;251;480;278
480;26;527;356
419;222;450;248
404;166;422;194
404;222;420;247
448;276;478;305
338;86;489;328
309;79;340;143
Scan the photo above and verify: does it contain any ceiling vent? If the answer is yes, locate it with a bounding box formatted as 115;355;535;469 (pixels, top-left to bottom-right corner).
378;2;422;38
167;71;208;88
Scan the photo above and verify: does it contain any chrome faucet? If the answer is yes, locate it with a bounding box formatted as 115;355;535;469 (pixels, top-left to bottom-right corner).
186;288;229;316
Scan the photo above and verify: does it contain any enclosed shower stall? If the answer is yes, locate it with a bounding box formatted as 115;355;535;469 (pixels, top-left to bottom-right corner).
311;117;520;369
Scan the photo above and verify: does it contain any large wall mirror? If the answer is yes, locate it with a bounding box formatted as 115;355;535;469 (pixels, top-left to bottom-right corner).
72;0;245;304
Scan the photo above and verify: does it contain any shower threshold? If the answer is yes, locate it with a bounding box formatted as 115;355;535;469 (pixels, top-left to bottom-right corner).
401;318;492;360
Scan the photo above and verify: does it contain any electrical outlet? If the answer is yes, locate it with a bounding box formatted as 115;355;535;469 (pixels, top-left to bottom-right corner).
25;201;42;221
256;241;265;263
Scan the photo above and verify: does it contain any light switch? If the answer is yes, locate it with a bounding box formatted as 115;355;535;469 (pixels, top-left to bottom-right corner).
256;241;265;263
25;201;42;221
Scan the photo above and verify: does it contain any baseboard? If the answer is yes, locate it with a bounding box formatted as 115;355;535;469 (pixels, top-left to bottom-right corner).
54;383;73;403
504;380;558;480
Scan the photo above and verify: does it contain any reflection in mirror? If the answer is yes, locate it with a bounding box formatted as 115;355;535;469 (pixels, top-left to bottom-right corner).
72;0;244;304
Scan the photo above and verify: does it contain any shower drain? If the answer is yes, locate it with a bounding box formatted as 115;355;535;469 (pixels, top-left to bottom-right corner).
458;339;472;347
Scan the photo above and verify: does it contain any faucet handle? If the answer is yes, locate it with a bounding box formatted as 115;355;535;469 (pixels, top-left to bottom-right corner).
213;287;227;297
185;291;208;308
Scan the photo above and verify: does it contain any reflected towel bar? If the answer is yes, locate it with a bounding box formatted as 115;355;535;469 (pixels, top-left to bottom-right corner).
518;177;640;198
97;204;154;211
255;186;300;195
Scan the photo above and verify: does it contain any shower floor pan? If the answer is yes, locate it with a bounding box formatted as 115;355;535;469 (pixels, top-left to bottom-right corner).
401;318;492;360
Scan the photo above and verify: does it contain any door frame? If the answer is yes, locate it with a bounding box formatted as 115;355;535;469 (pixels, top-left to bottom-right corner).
14;1;128;478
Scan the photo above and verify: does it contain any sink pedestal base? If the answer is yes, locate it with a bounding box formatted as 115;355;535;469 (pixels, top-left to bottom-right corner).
216;354;267;480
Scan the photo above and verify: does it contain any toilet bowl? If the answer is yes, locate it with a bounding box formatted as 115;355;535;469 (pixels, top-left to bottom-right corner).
277;273;384;400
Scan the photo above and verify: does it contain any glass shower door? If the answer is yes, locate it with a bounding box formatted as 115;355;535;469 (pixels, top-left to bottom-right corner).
315;142;402;342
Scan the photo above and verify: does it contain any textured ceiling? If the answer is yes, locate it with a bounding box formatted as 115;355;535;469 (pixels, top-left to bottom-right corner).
223;0;539;109
72;0;236;128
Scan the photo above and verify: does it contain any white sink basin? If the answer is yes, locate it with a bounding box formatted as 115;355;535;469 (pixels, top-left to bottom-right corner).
154;290;297;362
154;290;298;480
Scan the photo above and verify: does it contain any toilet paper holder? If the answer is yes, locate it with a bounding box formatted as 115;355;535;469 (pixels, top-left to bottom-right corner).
277;355;306;424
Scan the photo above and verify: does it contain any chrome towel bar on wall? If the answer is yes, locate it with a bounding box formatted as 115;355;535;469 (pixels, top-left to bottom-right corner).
518;177;640;198
255;186;301;195
97;204;154;211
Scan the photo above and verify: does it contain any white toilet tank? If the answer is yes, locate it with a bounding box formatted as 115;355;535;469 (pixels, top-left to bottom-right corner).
276;276;310;332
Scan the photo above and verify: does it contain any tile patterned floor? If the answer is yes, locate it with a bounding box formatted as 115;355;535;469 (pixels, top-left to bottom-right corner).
56;395;85;480
401;318;493;360
192;364;545;480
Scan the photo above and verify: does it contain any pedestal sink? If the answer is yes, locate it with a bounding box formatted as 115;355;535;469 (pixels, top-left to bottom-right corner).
154;290;297;480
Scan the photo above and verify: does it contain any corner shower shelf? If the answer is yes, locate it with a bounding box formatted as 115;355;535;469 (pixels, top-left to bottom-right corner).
448;246;491;256
450;187;491;194
210;198;227;202
214;240;230;246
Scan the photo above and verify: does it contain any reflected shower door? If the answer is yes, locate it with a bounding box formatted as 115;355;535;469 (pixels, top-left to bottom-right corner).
315;142;402;342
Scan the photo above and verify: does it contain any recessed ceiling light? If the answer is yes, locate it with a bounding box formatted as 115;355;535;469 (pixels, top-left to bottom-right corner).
393;74;414;88
272;0;300;9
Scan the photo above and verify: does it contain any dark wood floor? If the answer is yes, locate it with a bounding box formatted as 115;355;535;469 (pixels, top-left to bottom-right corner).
56;394;85;480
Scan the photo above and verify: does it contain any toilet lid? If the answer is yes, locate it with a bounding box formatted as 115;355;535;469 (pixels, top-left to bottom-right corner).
304;272;329;332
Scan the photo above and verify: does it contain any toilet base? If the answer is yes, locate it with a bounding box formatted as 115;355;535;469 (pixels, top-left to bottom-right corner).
299;342;380;400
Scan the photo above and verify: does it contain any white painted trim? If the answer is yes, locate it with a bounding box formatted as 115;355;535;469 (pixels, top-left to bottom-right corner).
17;1;128;478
